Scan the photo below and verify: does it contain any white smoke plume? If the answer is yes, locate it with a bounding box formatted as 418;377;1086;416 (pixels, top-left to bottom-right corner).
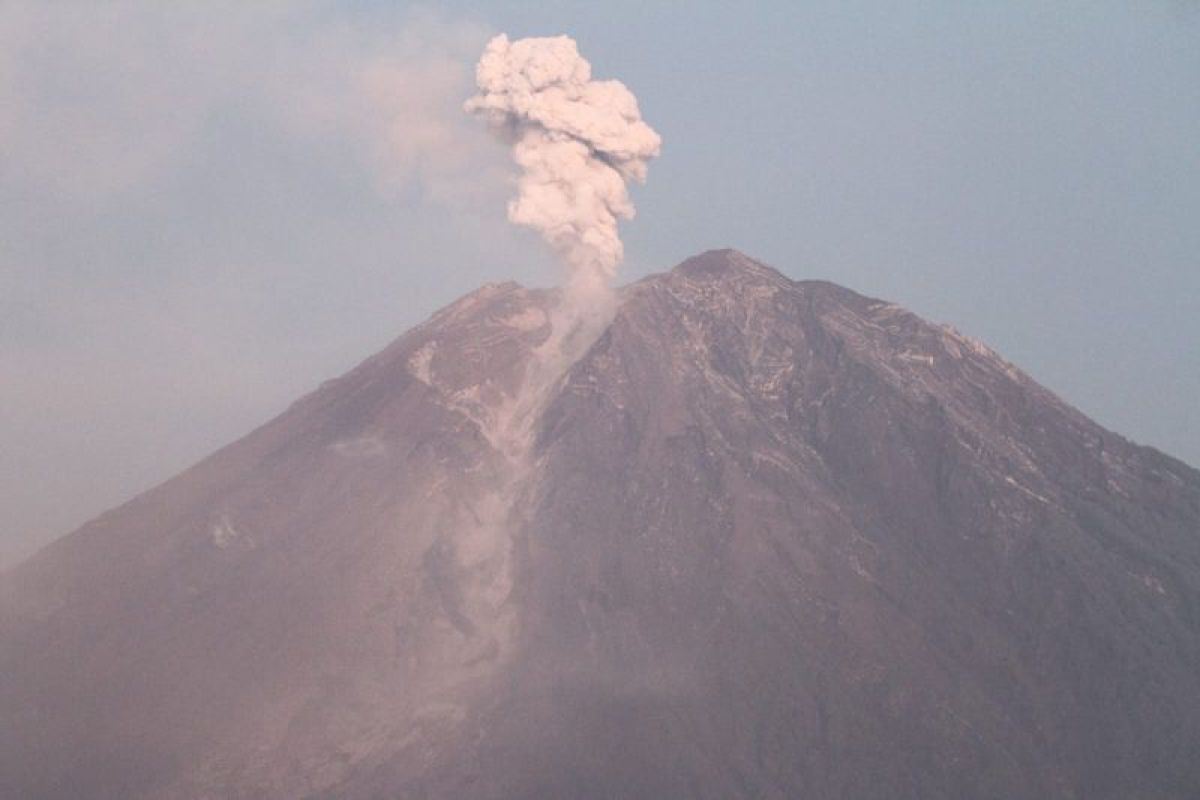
464;34;661;307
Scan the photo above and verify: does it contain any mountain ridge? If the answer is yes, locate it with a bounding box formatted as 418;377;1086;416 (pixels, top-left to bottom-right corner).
2;249;1198;799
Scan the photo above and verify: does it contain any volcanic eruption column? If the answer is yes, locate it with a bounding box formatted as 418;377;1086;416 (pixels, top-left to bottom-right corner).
465;34;661;315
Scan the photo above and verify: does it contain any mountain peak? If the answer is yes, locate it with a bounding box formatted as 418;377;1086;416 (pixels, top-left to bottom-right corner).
654;249;873;316
672;248;782;280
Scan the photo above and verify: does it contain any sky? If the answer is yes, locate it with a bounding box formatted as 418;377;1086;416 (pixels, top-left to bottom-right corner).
2;0;1197;568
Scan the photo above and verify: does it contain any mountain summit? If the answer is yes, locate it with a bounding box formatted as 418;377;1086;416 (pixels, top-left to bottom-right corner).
3;250;1199;799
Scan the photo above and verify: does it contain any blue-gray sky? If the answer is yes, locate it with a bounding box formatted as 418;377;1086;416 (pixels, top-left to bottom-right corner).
2;1;1197;567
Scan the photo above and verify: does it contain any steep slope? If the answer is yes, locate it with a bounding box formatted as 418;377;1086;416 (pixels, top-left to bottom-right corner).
3;250;1199;799
0;280;559;798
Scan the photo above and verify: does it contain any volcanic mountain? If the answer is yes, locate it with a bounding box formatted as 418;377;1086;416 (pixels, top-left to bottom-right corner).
3;250;1199;799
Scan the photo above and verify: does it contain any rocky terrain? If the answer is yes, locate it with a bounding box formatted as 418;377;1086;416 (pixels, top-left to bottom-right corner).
3;249;1199;799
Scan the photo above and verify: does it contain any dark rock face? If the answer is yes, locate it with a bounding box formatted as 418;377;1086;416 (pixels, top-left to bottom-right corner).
3;250;1199;799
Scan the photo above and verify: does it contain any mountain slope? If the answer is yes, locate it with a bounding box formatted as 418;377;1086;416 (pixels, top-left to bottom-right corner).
3;250;1199;799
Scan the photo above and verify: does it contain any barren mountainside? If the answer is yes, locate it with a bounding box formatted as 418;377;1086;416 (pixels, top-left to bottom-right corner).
3;250;1199;799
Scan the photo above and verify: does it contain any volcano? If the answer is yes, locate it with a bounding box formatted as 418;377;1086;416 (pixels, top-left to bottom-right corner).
3;250;1199;799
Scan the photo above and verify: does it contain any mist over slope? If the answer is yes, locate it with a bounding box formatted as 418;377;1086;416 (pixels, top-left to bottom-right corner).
3;250;1199;799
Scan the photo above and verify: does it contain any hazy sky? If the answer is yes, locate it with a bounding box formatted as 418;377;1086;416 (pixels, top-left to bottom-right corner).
2;1;1197;567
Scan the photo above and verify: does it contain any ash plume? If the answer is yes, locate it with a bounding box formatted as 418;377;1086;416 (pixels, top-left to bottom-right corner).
464;34;661;309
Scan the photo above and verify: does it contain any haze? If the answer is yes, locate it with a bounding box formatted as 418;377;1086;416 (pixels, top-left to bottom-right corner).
2;0;1197;568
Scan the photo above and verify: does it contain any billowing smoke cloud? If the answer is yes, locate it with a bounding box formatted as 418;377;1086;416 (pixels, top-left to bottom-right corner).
464;34;661;305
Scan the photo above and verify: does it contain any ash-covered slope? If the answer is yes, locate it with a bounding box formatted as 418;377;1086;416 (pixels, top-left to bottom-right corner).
3;250;1199;799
